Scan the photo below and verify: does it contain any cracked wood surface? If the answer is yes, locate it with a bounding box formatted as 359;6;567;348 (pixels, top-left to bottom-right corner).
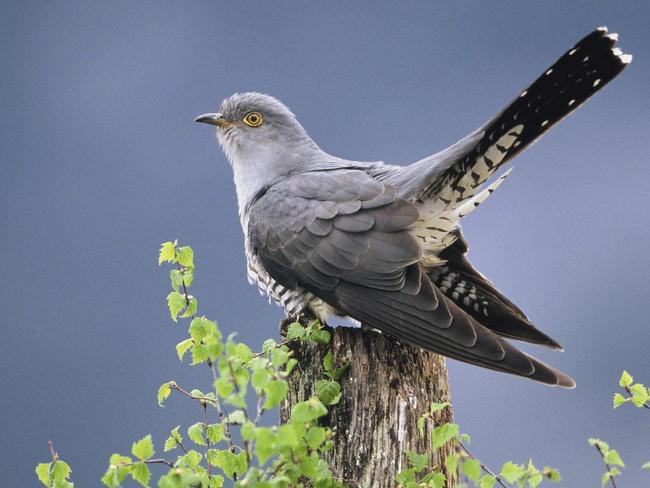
280;326;456;487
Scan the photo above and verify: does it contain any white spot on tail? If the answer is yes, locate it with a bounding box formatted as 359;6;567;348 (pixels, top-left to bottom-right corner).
569;48;578;56
620;53;633;64
545;68;553;75
520;90;527;98
568;99;576;106
593;78;602;87
541;120;549;127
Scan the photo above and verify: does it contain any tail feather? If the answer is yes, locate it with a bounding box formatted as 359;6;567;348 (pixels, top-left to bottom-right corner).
336;278;575;388
421;27;632;204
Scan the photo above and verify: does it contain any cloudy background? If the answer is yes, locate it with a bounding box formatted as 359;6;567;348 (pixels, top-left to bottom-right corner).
2;1;649;486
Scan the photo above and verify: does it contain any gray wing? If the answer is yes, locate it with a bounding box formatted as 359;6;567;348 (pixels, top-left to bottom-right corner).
248;169;574;387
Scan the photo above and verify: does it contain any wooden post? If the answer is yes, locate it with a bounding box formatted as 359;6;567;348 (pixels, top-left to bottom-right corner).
280;326;456;487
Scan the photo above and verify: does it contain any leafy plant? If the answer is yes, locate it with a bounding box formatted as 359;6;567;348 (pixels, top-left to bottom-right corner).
101;241;345;487
34;242;650;487
398;402;561;488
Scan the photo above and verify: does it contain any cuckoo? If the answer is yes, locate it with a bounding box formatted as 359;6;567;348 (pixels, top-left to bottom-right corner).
196;28;631;387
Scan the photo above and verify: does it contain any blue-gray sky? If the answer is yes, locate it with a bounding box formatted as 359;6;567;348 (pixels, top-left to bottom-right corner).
1;1;649;486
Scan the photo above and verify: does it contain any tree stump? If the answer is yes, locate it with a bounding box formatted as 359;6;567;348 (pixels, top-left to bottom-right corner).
280;326;456;488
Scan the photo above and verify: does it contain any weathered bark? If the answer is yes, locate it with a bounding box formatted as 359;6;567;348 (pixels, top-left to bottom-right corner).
280;325;456;488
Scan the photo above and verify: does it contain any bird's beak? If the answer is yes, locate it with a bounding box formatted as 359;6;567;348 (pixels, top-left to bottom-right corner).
194;112;232;127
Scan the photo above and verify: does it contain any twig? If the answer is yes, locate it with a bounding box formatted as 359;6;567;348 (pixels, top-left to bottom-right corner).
249;338;294;360
177;439;188;455
48;440;58;463
176;263;193;311
169;382;216;405
227;361;252;464
207;361;235;453
459;441;509;488
594;444;618;488
254;394;265;423
203;403;212;477
144;458;175;468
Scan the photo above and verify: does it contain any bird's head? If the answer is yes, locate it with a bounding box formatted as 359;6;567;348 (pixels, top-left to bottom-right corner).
196;92;325;210
196;92;320;168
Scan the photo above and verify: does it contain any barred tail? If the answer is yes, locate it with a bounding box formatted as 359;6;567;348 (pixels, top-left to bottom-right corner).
425;26;632;206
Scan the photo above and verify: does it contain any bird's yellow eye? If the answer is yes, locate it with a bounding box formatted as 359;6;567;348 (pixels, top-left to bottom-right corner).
243;111;263;127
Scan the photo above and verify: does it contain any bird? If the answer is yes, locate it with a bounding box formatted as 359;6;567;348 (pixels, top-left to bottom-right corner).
196;27;631;387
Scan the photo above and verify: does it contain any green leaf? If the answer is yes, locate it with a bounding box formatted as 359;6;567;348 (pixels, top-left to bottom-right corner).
102;464;128;488
175;338;194;361
612;392;628;409
254;428;276;464
619;370;633;387
191;343;209;364
262;339;276;353
214;377;233;398
462;458;481;482
286;322;307;340
271;347;289;367
529;474;544;488
131;435;154;460
206;424;225;444
395;468;416;485
169;269;183;292
285;358;298;375
431;422;459;450
629;383;650;407
322;352;334;373
233;342;253;362
178;450;202;468
252;367;271;390
176;246;194;268
277;424;301;448
180;296;197;318
479;474;496;488
35;463;51;486
181;268;194;287
157;382;171;406
444;452;458;477
500;461;524;483
163;426;182;452
542;466;562;482
429;402;450;414
306;426;327;450
310;329;331;344
158;241;176;265
207;449;246;480
166;291;186;322
423;472;446;488
187;422;207;446
417;416;426;436
315;380;342;406
264;379;289;409
109;453;132;466
604;449;625;468
406;450;428;472
226;410;247;424
189;316;215;341
130;462;151;487
290;398;328;423
642;461;650;470
602;468;621;487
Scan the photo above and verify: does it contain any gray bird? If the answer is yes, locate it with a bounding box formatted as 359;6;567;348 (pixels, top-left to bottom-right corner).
196;28;631;387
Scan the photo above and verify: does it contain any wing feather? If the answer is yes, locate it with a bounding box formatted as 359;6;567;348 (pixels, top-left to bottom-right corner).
248;169;574;387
